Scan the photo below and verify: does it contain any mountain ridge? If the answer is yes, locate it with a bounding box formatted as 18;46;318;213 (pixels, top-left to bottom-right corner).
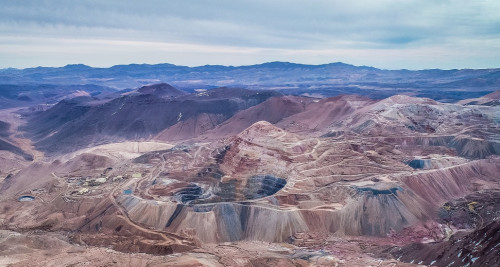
2;61;497;102
4;61;500;72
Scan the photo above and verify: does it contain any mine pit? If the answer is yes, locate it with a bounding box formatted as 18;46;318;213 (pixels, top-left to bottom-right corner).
148;175;288;204
189;175;287;204
18;195;35;201
354;186;402;196
174;184;205;203
405;158;431;169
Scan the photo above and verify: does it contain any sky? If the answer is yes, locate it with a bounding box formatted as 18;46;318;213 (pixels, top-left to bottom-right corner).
1;0;499;70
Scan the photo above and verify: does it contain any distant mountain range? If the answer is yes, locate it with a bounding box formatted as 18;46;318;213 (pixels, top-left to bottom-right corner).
1;62;499;103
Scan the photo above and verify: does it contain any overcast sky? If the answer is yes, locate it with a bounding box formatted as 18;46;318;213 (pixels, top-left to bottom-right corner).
1;0;499;69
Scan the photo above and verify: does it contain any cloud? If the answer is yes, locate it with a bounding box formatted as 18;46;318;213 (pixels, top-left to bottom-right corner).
0;0;499;69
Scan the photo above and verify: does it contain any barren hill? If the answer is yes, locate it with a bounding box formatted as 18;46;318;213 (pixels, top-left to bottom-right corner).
1;91;499;266
23;85;280;154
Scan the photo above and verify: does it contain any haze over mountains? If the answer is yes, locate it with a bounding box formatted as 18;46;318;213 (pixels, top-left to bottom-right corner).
1;62;499;105
0;62;499;266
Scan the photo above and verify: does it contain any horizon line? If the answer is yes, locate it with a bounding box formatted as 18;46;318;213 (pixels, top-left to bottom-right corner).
2;61;499;72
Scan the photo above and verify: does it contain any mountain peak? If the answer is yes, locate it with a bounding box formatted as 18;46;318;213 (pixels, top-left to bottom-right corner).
63;64;92;70
380;94;438;105
238;121;285;138
137;83;186;97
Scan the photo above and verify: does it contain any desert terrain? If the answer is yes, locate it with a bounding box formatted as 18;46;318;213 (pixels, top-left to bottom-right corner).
0;70;499;266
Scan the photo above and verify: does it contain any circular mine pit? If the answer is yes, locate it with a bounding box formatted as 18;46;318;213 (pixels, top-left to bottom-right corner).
173;184;205;203
354;186;403;196
18;195;35;201
173;175;287;204
405;158;431;169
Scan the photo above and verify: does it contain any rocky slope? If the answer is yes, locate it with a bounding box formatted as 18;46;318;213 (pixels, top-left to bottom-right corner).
22;85;280;154
0;91;499;266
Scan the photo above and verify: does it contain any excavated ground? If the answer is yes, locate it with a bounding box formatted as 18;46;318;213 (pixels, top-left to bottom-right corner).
1;94;499;266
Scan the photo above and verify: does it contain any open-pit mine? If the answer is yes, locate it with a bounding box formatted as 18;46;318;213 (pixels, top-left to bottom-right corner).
0;71;499;267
